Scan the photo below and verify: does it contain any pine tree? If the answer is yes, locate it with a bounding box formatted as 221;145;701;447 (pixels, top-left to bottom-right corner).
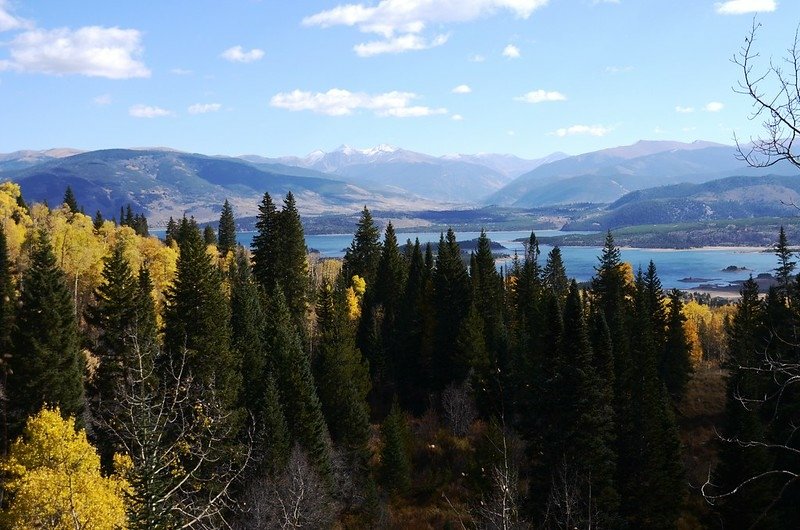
543;246;569;301
379;399;411;497
432;229;472;390
217;199;237;256
266;288;331;479
342;206;382;285
203;225;217;246
63;186;79;214
258;373;291;474
7;230;85;437
251;192;278;292
645;260;668;349
774;225;796;296
661;289;692;402
93;210;104;230
164;220;239;406
314;282;371;452
275;192;309;332
164;216;178;246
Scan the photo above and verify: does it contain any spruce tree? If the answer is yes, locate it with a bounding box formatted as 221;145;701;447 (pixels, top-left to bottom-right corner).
266;288;331;479
164;217;178;246
203;225;217;246
662;289;692;402
314;282;371;453
432;229;472;390
63;186;79;214
274;192;309;332
543;246;569;301
251;192;278;293
217;199;237;256
774;225;796;296
93;210;104;230
645;260;668;349
342;206;382;285
164;220;239;406
379;399;411;497
7;230;85;436
258;373;291;474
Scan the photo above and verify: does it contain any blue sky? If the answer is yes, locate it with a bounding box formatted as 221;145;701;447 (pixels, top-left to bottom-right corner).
0;0;796;159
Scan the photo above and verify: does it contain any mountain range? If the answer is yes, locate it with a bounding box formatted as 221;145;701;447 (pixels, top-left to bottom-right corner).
0;140;797;228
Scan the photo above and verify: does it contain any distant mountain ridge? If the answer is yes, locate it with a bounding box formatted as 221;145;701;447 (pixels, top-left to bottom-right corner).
245;145;566;203
486;140;798;207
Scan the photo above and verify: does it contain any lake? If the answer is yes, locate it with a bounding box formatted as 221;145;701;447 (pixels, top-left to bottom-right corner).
229;229;781;292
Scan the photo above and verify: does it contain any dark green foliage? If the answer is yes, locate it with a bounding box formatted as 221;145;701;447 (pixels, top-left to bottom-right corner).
120;204;149;236
7;230;85;436
93;210;104;230
251;192;277;291
164;218;239;406
432;229;472;390
217;199;236;255
342;206;382;285
662;289;692;402
543;246;569;301
774;225;796;294
258;373;291;474
203;225;216;246
379;399;411;497
63;185;79;213
645;260;668;349
266;288;331;479
314;282;371;452
165;216;177;246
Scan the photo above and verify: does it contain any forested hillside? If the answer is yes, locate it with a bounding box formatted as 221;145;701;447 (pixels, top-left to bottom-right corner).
0;186;796;529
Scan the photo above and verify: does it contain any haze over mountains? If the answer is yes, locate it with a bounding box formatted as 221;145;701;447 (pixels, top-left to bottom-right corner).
0;140;797;227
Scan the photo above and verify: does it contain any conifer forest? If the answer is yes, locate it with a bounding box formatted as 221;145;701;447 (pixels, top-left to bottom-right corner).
0;183;798;529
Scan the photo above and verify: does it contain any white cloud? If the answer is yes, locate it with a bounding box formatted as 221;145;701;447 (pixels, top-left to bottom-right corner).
354;33;448;57
129;104;173;118
715;0;776;15
303;1;547;56
0;0;30;32
93;94;112;106
270;88;447;118
4;26;150;79
605;65;633;73
452;114;464;121
452;84;472;94
551;124;612;137
469;54;486;62
170;68;192;75
515;89;566;103
188;103;222;114
221;46;264;63
502;44;521;58
675;105;695;113
705;101;724;112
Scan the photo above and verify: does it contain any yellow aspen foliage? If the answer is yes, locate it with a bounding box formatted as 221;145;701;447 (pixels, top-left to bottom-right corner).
0;407;128;530
345;274;367;320
682;300;713;365
0;182;32;264
48;206;107;302
620;262;635;287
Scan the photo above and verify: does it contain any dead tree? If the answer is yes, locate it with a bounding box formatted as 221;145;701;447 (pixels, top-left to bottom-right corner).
734;21;800;169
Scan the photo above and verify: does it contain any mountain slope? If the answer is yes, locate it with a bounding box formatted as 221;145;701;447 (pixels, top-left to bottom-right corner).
485;140;795;207
564;174;800;230
0;149;443;224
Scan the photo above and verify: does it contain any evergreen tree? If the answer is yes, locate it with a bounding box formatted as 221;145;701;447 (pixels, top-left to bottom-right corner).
217;199;237;256
662;289;692;402
379;399;411;497
774;225;796;295
93;210;104;230
543;246;569;301
7;230;85;437
645;260;668;349
163;219;239;406
63;186;79;214
275;192;309;332
251;192;278;292
314;281;371;453
432;229;472;390
203;225;217;246
266;288;331;479
164;216;177;246
258;373;291;474
342;206;382;285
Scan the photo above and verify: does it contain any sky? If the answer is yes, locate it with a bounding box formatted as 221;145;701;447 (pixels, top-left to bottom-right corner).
0;0;798;159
